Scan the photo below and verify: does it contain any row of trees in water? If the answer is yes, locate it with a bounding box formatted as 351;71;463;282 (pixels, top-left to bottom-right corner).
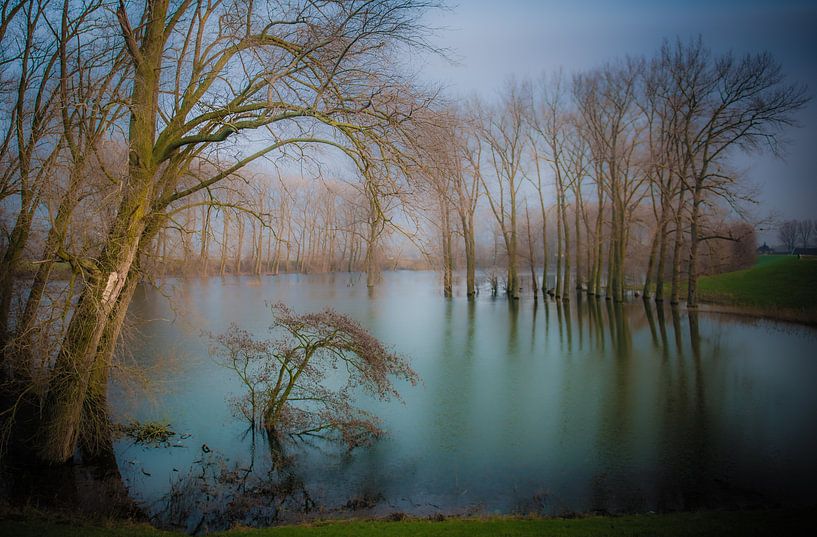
421;43;806;306
0;0;807;481
52;41;798;312
148;176;389;278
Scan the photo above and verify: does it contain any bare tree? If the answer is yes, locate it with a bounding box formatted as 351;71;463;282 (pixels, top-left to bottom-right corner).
210;304;418;448
778;220;798;252
455;118;483;297
475;86;528;299
797;219;814;249
17;53;127;344
523;202;539;296
663;39;809;306
0;0;61;343
574;59;646;302
531;73;574;299
639;53;684;301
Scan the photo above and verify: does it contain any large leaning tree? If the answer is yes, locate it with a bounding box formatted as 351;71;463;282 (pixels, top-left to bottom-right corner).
0;0;440;465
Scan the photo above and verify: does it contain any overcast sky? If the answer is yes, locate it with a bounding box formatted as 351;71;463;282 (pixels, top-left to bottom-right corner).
417;0;817;236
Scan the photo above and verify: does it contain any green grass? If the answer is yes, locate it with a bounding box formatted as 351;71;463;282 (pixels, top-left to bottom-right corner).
0;510;814;537
697;255;817;319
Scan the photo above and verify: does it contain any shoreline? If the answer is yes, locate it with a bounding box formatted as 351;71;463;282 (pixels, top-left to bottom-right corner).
695;301;817;327
1;506;814;536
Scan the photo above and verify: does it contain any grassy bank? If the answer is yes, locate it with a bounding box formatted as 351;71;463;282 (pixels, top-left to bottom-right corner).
1;509;813;537
696;255;817;324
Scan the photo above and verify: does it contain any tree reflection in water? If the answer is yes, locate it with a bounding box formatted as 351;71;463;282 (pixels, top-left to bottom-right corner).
118;274;817;523
157;433;315;533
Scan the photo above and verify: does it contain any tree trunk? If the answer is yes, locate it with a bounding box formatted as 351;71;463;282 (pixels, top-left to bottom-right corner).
285;212;292;272
582;196;593;295
327;221;336;273
654;200;670;302
255;220;264;275
273;236;281;275
574;184;583;293
555;185;563;299
346;224;356;273
250;221;257;274
365;215;381;288
686;181;703;307
79;266;140;458
592;185;604;297
0;204;36;345
561;189;571;300
605;226;615;300
200;204;210;276
39;185;153;462
441;201;453;298
507;181;520;300
365;189;382;288
37;0;169;463
234;216;244;274
643;225;660;299
670;188;686;305
460;213;476;297
609;193;623;302
525;204;539;297
296;221;305;273
219;209;230;276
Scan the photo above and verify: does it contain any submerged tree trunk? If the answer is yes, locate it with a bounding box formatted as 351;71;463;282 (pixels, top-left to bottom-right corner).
541;207;549;295
507;181;520;300
654;199;670;302
642;225;660;299
592;186;604;297
555;185;563;299
574;183;583;293
200;205;211;276
365;195;382;288
234;216;244;275
605;227;615;300
441;200;453;298
670;188;686;306
686;181;703;307
561;189;571;300
609;190;624;303
525;204;539;297
460;212;476;298
220;209;230;276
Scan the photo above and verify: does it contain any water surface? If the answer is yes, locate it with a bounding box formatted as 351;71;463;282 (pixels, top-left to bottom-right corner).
113;271;817;528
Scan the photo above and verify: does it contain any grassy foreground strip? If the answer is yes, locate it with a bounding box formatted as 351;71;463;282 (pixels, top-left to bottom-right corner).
697;255;817;323
1;509;813;537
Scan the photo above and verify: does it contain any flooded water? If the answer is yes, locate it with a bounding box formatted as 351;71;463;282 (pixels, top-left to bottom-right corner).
113;271;817;530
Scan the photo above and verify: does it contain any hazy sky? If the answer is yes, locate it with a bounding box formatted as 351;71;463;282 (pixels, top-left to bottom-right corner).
418;0;817;235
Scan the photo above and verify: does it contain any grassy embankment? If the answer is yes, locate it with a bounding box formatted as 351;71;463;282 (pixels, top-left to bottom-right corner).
0;509;813;537
696;255;817;324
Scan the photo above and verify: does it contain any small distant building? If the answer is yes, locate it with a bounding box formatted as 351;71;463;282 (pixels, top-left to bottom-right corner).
757;242;773;255
792;247;817;256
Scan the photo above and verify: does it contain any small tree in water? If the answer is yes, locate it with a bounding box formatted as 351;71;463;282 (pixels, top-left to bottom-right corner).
210;304;418;448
